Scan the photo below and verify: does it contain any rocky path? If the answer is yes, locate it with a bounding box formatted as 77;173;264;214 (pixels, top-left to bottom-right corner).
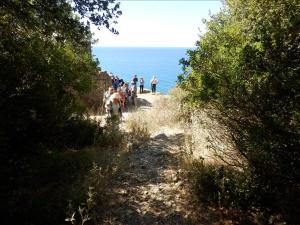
102;130;201;225
101;94;222;225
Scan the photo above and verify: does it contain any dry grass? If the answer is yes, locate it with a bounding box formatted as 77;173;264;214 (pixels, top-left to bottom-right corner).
125;93;183;135
125;87;244;167
169;89;244;167
127;119;150;147
123;88;251;224
184;109;246;168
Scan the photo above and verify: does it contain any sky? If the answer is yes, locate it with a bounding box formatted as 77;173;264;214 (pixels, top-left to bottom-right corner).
92;0;223;47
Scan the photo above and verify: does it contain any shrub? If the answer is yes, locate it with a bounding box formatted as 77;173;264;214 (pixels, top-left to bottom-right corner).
0;0;121;156
97;117;125;147
187;159;262;213
61;117;100;148
179;0;300;222
127;120;151;148
0;1;122;225
66;163;112;225
1;150;92;225
188;159;220;204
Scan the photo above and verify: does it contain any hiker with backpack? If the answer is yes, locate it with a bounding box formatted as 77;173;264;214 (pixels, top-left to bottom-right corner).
108;88;122;119
150;75;158;94
130;84;137;106
103;87;114;116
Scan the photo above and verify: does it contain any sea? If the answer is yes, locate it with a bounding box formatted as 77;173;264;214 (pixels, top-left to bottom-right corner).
92;47;191;94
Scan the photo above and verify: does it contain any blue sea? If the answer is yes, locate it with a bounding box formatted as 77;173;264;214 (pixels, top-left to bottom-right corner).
92;47;190;94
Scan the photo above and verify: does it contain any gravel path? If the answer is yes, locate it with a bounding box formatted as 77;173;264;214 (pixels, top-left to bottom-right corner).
101;93;221;225
102;132;200;225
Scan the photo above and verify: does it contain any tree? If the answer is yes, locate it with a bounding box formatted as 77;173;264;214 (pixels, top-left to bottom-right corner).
1;1;122;224
179;0;300;222
0;0;121;154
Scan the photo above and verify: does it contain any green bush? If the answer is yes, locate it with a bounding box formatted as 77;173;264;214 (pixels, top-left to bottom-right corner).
2;151;92;225
187;159;298;224
188;160;267;215
0;1;122;225
0;117;125;224
189;160;220;204
97;117;125;147
179;0;300;222
0;0;121;156
190;161;237;206
61;118;100;148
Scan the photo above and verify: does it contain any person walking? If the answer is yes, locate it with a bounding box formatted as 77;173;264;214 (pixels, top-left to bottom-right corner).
112;78;119;90
109;88;122;118
129;83;137;106
103;87;114;116
131;75;138;88
118;87;126;112
121;82;130;108
139;77;144;93
150;75;158;94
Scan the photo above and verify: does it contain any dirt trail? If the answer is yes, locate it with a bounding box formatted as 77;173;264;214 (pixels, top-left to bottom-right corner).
102;94;219;225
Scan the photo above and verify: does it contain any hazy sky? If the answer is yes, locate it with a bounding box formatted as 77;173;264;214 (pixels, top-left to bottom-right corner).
92;0;223;47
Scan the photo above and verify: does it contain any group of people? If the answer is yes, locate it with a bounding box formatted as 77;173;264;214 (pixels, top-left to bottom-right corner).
130;74;159;94
103;74;159;118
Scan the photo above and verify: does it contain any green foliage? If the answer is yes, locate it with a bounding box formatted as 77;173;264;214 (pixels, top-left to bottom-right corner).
1;125;125;225
97;117;125;147
187;160;290;224
0;1;122;225
0;0;121;154
66;164;111;225
62;118;101;148
188;160;258;210
189;160;220;204
2;150;92;225
179;0;300;222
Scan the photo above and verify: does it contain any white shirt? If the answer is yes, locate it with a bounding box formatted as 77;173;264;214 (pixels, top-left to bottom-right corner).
109;92;122;104
151;78;158;85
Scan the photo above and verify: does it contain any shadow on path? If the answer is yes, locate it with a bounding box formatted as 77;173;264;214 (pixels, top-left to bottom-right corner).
102;132;222;225
136;97;152;107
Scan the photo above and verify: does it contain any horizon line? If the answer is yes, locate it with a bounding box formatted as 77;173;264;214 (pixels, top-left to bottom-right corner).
92;46;196;48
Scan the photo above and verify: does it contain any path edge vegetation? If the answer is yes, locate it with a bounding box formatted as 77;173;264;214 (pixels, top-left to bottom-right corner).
178;0;299;224
0;1;125;225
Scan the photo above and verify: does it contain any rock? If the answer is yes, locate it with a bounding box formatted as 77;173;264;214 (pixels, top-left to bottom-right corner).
174;181;183;188
119;189;128;195
172;174;179;182
154;133;168;139
156;196;162;201
136;208;141;214
165;201;173;207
